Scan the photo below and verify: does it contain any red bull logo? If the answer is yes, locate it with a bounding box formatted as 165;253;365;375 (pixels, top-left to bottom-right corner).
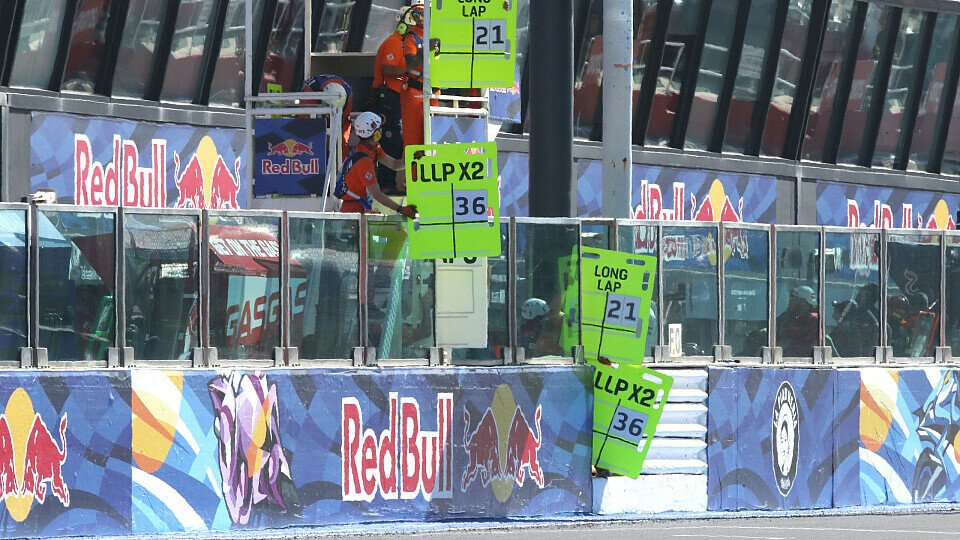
461;385;544;502
0;388;69;522
341;393;453;502
74;134;167;207
632;179;743;223
174;135;242;209
261;139;321;176
846;198;957;229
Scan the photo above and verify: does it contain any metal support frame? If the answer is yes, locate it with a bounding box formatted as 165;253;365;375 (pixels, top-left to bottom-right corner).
633;0;675;145
111;208;127;367
508;219;519;364
601;0;634;218
782;0;833;161
195;209;213;367
668;0;713;149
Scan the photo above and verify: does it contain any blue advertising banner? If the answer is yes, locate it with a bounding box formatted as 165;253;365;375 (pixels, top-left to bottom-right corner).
817;179;960;229
0;371;130;539
859;367;960;505
496;153;778;223
489;65;522;123
253;118;326;197
30;112;247;209
131;366;593;531
834;369;861;507
707;367;840;510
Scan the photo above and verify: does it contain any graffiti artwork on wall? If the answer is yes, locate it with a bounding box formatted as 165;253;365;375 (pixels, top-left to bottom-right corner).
859;367;960;504
30;112;247;209
209;373;298;524
817;180;960;229
706;367;858;510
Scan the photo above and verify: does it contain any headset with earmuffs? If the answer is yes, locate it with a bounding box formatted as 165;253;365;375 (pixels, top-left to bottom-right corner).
396;6;412;35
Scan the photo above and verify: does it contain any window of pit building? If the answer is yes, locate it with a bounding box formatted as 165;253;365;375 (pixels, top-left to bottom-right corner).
661;225;720;358
9;0;68;89
775;229;820;359
872;9;924;169
209;0;266;107
824;230;880;359
60;0;115;94
759;0;814;157
683;0;738;151
313;0;355;53
907;14;958;172
112;0;166;99
801;0;855;162
0;211;29;363
160;0;218;102
261;0;306;93
361;0;406;52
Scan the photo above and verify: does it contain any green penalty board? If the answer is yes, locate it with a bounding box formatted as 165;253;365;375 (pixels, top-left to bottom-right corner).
405;142;500;259
581;247;672;477
581;247;657;364
430;0;517;87
590;359;673;478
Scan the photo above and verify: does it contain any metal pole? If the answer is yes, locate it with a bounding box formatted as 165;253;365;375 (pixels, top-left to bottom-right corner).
601;0;633;218
245;0;254;200
424;0;433;144
529;0;574;217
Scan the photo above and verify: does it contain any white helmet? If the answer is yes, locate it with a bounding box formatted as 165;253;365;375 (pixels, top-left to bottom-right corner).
326;81;348;109
396;5;411;22
354;111;383;138
521;298;549;320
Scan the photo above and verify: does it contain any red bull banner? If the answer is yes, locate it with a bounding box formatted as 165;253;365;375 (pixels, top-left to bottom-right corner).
498;153;778;222
254;118;327;196
30;112;247;208
816;179;960;229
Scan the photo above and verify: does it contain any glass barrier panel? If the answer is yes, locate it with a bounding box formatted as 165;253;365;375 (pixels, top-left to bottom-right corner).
124;213;199;361
38;211;116;362
723;228;769;357
0;211;28;361
208;214;281;360
616;224;659;357
946;235;960;352
887;233;941;358
824;230;880;357
662;226;719;357
775;230;821;357
367;219;435;359
582;222;611;250
289;216;361;359
450;223;510;362
515;222;580;358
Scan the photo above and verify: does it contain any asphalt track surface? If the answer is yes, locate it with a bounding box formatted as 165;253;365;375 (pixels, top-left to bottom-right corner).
307;512;960;539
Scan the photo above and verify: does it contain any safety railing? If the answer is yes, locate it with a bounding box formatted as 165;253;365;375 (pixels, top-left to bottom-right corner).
4;203;959;368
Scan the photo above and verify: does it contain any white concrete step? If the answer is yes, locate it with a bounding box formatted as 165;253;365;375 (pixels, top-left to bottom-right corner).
665;388;708;403
647;438;706;461
660;402;708;425
655;368;708;391
653;422;707;439
594;474;708;513
640;458;708;475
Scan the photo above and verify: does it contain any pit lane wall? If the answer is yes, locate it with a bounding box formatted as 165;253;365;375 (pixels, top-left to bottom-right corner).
0;366;593;538
706;366;960;510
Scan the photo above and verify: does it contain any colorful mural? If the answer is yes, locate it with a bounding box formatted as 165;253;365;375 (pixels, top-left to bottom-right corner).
0;366;591;537
859;367;960;505
706;367;858;510
30;112;247;209
817;180;960;229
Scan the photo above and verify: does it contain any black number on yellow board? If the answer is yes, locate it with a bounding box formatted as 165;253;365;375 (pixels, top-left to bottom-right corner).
475;26;488;46
613;411;627;431
455;196;486;216
624;301;637;321
639;388;654;407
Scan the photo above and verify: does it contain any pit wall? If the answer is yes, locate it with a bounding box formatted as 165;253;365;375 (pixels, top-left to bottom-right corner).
706;366;960;511
0;366;593;539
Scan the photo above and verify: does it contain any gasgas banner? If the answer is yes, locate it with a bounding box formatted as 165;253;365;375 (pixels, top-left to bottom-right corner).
30;112;247;208
816;179;960;229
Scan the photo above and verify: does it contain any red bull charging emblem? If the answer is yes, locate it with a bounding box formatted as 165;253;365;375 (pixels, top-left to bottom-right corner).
462;384;544;502
174;135;242;209
0;388;69;522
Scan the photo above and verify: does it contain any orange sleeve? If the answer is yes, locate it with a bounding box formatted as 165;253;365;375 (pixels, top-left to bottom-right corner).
402;34;418;57
381;35;406;69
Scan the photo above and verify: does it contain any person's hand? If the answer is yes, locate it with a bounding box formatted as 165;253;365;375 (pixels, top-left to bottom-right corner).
397;204;418;219
430;38;441;55
395;169;407;191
